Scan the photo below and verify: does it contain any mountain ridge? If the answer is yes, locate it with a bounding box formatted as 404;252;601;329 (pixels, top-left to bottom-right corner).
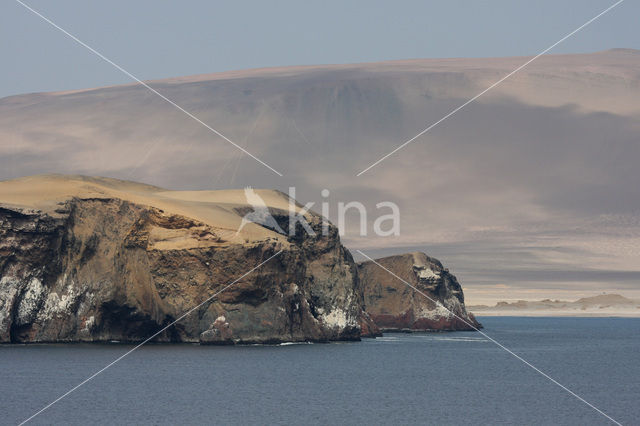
3;48;638;99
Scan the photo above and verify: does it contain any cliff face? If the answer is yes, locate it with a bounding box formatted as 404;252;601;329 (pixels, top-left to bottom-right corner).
0;175;378;344
358;252;481;331
0;176;482;343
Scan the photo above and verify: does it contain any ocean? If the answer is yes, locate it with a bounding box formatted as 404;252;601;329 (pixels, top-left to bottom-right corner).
2;317;638;425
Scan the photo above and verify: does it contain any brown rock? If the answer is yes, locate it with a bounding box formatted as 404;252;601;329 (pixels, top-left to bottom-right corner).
357;252;481;332
0;175;373;344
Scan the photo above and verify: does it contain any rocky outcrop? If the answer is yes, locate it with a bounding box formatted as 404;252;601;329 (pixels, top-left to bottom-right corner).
358;252;481;331
0;176;482;344
0;175;379;344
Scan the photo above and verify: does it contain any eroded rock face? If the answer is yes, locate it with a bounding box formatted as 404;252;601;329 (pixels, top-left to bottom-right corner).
1;176;482;342
0;196;378;344
357;252;481;331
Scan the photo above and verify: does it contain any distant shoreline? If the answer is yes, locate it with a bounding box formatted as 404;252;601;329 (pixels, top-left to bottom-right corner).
474;312;640;318
469;293;640;318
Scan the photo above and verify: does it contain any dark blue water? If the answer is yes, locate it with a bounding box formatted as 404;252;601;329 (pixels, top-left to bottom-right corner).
2;317;639;425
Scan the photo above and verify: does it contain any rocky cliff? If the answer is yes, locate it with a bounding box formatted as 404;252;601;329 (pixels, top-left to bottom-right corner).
358;252;481;331
0;176;480;343
0;175;379;344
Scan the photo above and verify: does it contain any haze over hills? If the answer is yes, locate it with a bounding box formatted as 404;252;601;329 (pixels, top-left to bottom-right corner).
469;293;640;317
1;49;640;304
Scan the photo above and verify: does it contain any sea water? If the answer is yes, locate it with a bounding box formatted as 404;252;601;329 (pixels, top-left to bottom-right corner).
2;317;638;425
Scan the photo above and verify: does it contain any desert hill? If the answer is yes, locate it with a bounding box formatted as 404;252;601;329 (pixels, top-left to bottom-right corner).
469;293;640;317
2;50;640;301
2;48;639;190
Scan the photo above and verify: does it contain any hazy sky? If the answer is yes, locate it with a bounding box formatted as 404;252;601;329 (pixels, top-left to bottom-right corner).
2;0;639;98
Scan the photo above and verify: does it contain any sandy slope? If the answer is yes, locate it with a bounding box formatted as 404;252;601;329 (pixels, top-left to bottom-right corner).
0;175;303;245
47;49;640;116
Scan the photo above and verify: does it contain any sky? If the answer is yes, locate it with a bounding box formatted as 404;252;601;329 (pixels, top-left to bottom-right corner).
2;0;639;98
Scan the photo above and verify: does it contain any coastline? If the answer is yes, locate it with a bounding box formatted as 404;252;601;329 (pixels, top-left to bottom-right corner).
473;311;640;318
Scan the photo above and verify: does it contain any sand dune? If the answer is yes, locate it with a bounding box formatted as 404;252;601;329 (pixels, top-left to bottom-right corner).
0;175;303;245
